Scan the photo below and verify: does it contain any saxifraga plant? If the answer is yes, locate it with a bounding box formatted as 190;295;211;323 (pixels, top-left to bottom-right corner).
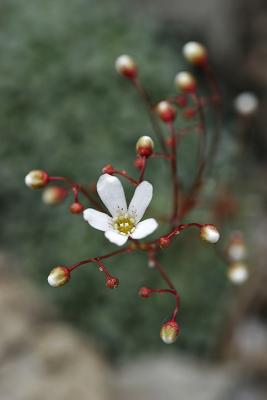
25;42;224;344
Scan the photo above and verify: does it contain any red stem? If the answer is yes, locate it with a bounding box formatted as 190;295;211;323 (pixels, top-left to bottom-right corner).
68;246;132;272
152;256;180;321
167;121;179;226
112;170;139;186
139;156;147;182
132;77;168;154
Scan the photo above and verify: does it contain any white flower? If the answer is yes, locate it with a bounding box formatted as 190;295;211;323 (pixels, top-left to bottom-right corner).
83;174;158;246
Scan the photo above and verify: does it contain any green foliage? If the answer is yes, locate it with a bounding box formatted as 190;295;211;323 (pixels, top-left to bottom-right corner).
1;0;230;360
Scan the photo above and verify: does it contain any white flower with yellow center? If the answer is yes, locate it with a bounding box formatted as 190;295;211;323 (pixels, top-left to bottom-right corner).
83;174;158;246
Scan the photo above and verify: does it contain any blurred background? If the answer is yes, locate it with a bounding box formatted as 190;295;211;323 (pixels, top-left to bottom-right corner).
1;0;267;399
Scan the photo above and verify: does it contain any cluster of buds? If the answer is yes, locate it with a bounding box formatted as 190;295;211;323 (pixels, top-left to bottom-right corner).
24;169;91;214
25;41;228;345
226;232;249;285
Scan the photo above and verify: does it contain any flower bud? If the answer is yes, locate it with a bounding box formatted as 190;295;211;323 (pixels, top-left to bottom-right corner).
182;42;208;65
25;170;49;189
69;202;84;214
136;136;154;157
42;186;68;205
106;276;119;289
200;224;220;243
174;72;196;93
160;320;180;344
156;101;176;122
48;266;70;288
115;55;137;79
139;286;152;298
227;262;248;285
234;92;259;116
102;164;115;174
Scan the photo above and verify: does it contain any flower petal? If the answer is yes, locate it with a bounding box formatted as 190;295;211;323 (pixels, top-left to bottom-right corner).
131;218;158;239
83;208;112;231
104;230;128;246
97;174;127;217
128;181;153;223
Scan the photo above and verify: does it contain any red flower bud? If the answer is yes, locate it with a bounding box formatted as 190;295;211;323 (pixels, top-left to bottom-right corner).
174;72;196;93
182;42;208;66
48;266;70;288
42;186;68;205
156;101;176;122
25;170;49;189
160;320;180;344
139;286;152;298
136;136;154;157
115;55;137;79
106;276;120;289
69;202;84;214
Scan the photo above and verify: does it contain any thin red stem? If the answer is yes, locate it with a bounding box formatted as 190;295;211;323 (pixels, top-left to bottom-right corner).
167;121;179;226
111;170;139;186
139;156;147;182
152;256;180;321
132;77;168;153
68;246;132;272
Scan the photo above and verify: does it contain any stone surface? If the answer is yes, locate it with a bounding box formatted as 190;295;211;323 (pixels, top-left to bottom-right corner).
0;255;111;400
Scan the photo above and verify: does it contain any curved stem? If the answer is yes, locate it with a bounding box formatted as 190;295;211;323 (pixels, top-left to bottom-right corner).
69;246;132;272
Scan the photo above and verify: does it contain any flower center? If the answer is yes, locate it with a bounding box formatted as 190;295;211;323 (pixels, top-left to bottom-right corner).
113;213;136;235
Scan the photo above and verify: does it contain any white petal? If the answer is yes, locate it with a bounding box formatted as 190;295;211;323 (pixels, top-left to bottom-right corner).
104;230;128;246
97;174;127;217
131;218;158;239
83;208;112;231
128;181;153;223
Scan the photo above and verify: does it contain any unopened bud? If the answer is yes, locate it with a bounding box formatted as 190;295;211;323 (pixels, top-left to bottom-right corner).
115;55;137;79
48;266;70;288
102;164;115;174
174;71;196;93
106;276;119;289
160;320;180;344
182;42;208;65
200;224;220;243
139;286;152;298
136;136;154;157
228;262;248;285
234;92;259;116
156;101;176;122
69;202;84;214
42;186;68;205
25;170;49;189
